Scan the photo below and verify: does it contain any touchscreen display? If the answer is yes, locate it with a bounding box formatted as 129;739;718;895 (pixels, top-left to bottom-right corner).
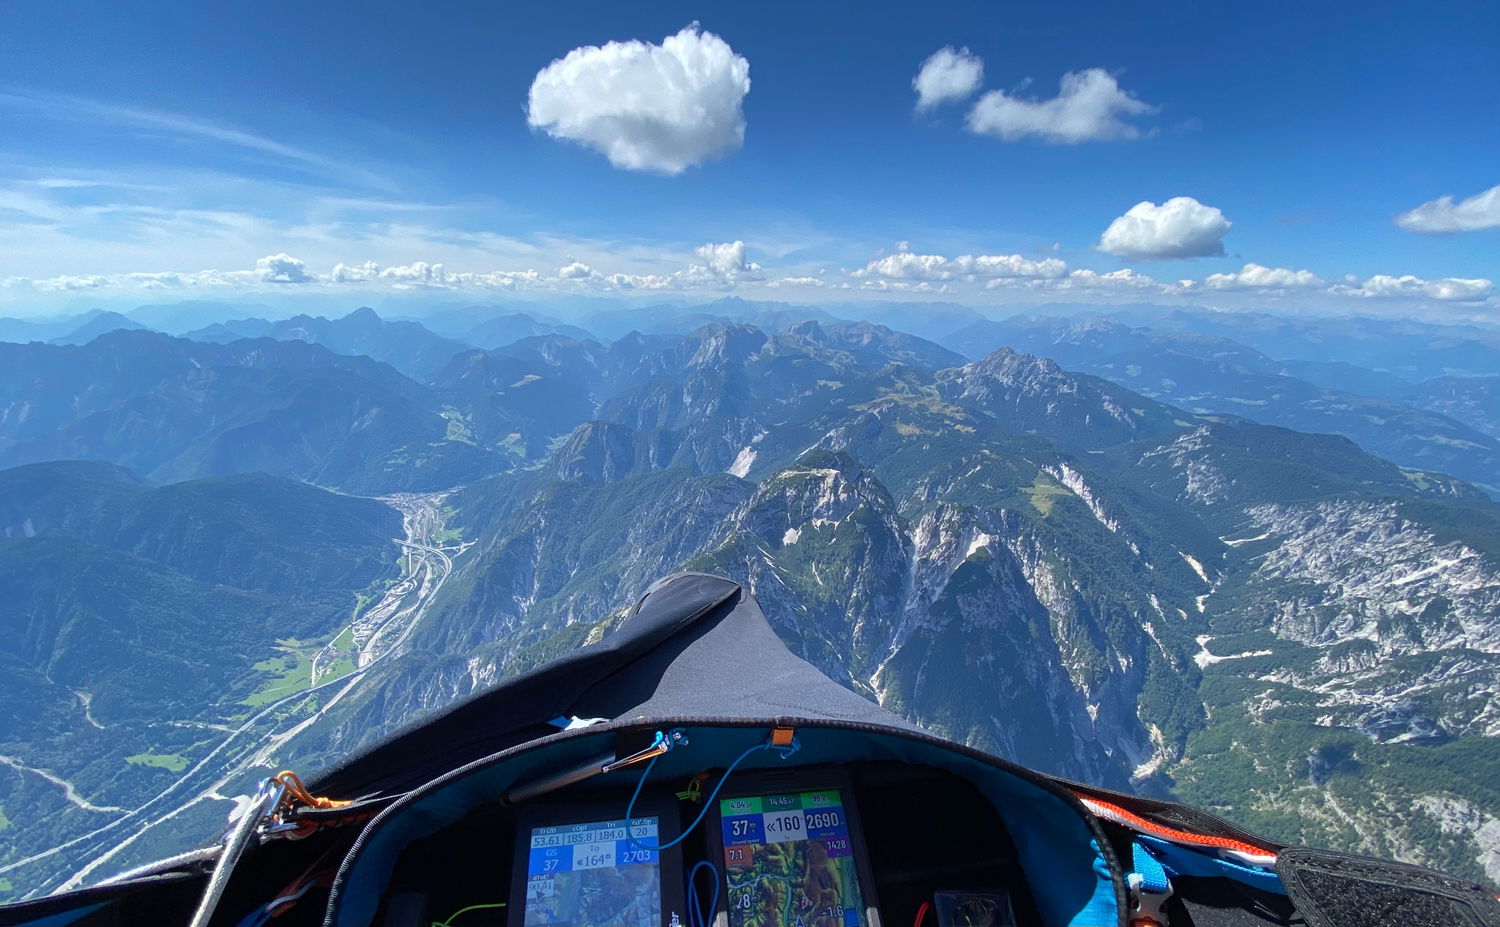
522;816;661;926
719;789;866;927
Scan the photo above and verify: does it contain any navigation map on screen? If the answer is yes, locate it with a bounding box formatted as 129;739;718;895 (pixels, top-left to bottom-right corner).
522;816;661;926
719;789;866;927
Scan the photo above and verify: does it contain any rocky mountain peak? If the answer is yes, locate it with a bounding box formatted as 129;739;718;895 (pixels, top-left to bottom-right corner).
968;346;1064;383
785;318;828;343
553;421;647;483
686;322;769;367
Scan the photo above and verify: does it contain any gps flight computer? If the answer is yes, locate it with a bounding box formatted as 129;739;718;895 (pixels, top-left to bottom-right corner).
508;797;685;927
706;769;881;927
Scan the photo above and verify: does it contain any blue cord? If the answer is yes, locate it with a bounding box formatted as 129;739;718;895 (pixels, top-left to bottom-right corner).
688;860;720;927
624;733;800;852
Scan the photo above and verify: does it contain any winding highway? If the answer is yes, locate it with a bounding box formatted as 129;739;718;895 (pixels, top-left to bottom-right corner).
2;493;464;898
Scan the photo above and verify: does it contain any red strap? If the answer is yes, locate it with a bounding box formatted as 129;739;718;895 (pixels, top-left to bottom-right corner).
1074;791;1276;859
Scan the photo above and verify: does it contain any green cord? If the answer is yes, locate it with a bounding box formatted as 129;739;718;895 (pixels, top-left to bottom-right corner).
431;901;507;927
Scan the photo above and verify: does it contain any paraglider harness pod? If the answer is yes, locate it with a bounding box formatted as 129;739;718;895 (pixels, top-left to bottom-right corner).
321;717;1127;926
5;573;1500;927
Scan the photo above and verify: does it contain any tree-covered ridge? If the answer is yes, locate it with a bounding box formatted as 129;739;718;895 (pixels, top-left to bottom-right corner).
0;461;402;893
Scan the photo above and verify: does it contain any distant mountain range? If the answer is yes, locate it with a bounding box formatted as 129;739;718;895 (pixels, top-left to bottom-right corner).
2;302;1500;894
412;304;596;347
0;331;514;493
0;309;145;345
940;316;1500;497
184;307;473;382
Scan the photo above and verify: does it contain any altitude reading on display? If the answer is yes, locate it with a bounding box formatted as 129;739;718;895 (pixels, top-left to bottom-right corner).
523;817;661;926
719;791;865;927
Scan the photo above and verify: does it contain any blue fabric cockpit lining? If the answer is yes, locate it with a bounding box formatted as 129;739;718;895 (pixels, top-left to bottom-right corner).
326;721;1121;927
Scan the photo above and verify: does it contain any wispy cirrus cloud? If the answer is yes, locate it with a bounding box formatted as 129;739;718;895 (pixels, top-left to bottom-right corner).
0;90;394;190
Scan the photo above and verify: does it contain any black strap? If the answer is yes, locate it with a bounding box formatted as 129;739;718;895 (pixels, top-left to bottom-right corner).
1278;846;1500;927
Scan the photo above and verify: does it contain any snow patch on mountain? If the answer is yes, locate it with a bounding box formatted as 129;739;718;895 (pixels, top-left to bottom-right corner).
1193;634;1273;668
1180;551;1210;582
727;445;757;478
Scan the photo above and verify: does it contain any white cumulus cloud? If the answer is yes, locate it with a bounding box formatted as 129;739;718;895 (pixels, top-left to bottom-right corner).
683;240;763;283
1395;184;1500;234
1027;268;1168;294
603;272;673;290
255;253;312;284
1338;274;1494;302
377;261;450;288
330;260;380;283
913;46;984;112
1203;263;1324;290
966;69;1155;143
1098;196;1231;260
859;279;952;294
527;24;750;175
853;250;1066;281
21;274;109;291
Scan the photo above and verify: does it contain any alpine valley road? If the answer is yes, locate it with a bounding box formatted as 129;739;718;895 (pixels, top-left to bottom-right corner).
2;493;464;898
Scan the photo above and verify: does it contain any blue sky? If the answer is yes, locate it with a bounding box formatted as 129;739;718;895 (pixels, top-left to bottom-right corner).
1;0;1497;316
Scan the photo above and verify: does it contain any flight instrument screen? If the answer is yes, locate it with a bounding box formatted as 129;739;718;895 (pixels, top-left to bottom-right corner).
718;789;867;927
522;816;661;926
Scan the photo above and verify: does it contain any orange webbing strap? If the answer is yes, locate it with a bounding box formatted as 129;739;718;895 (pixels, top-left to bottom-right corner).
270;770;354;835
1072;790;1278;864
273;770;353;811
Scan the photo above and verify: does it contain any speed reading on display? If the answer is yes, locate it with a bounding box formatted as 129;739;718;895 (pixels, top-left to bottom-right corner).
521;816;663;926
719;790;867;927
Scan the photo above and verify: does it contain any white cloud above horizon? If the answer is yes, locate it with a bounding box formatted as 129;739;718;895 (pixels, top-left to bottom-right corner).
1202;263;1324;291
852;248;1066;281
1098;197;1231;260
681;240;764;284
3;246;1493;313
526;25;751;175
1395;184;1500;234
256;253;313;284
913;47;984;112
1337;273;1493;302
0;172;1492;314
966;69;1156;144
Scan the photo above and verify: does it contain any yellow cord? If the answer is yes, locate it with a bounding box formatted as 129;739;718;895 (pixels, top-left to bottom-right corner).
676;773;706;803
